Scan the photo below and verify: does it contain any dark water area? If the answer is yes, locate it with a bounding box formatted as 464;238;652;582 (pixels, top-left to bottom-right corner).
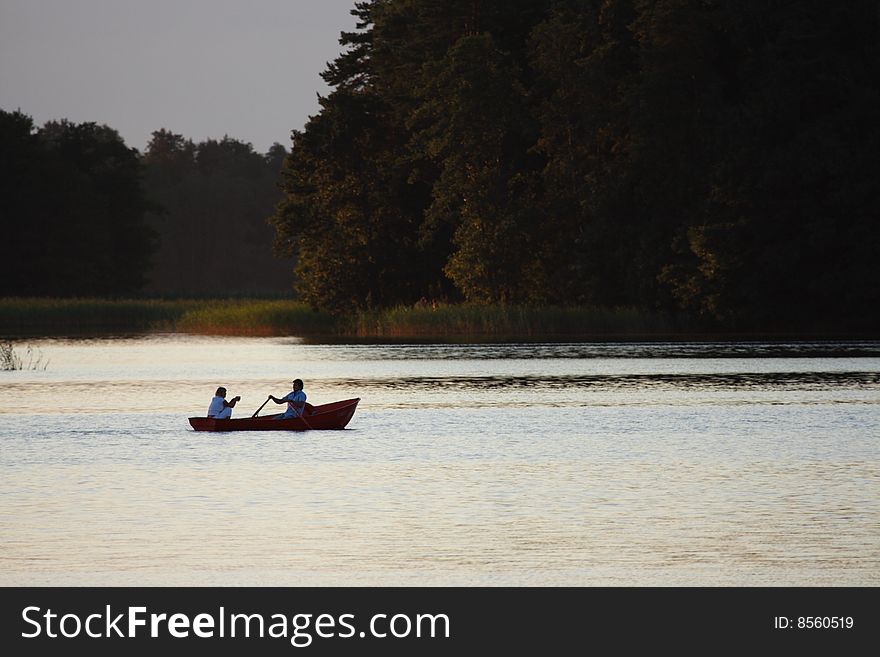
294;340;880;359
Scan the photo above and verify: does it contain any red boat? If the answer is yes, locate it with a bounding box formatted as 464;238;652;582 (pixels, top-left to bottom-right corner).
189;398;360;432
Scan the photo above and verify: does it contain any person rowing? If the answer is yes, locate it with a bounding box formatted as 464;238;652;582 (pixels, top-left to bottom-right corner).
267;379;309;419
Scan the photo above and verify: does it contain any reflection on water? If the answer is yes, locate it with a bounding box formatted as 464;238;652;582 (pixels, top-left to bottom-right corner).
0;336;878;585
330;370;880;391
297;341;880;360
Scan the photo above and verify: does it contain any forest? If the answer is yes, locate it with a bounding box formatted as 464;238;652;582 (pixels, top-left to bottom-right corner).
0;113;291;298
141;130;292;296
270;0;880;330
2;0;879;333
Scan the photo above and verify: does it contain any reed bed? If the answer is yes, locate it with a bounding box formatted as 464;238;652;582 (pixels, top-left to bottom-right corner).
0;298;200;335
353;303;677;338
0;298;334;336
174;300;336;335
1;340;49;370
1;298;679;339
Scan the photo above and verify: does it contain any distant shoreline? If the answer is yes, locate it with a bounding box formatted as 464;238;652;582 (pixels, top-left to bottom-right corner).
1;298;876;341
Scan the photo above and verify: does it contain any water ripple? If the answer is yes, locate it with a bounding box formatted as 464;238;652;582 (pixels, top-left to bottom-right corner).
326;371;880;391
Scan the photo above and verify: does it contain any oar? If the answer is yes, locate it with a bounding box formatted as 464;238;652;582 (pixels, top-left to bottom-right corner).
292;401;314;429
252;397;271;418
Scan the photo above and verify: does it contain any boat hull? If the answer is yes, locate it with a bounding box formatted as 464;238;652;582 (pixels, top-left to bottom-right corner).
189;398;360;432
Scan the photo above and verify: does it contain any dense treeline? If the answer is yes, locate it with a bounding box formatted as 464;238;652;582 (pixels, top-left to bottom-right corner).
270;0;880;329
0;111;292;297
142;130;293;296
0;111;155;296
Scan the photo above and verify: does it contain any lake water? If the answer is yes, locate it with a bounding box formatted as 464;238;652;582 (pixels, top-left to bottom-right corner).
1;335;878;585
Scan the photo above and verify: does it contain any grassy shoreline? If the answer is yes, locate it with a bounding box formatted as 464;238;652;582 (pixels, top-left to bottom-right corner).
1;297;677;339
0;298;332;337
0;297;873;341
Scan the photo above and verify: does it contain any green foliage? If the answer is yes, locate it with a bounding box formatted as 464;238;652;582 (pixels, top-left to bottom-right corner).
355;302;673;337
0;297;675;339
0;297;199;334
269;0;879;332
0;297;335;336
271;87;432;313
414;33;540;302
529;0;639;305
174;300;336;335
6;1;875;333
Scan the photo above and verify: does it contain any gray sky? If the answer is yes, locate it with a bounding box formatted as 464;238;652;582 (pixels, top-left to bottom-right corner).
0;0;359;153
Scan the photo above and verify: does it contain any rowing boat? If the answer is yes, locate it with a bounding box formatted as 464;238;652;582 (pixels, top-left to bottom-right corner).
188;398;360;432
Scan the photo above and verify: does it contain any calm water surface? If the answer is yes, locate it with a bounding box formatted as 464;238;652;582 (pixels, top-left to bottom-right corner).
1;336;878;585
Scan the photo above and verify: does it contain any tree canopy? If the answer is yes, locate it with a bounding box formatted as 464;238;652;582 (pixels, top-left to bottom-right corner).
270;0;880;330
142;130;293;296
1;111;293;298
0;110;155;296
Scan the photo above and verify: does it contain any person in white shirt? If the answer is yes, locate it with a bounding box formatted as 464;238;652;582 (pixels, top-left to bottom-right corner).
268;379;307;419
207;386;240;419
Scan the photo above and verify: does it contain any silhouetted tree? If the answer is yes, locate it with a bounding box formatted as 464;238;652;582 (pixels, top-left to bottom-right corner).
269;0;880;331
142;131;293;296
0;110;155;296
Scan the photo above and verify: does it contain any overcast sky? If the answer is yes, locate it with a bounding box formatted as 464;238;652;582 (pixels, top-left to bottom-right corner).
0;0;359;153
